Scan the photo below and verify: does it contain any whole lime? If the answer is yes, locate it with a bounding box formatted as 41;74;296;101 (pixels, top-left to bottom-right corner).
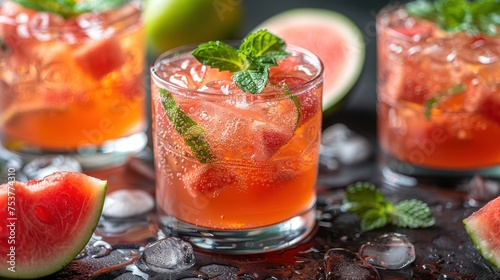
144;0;243;56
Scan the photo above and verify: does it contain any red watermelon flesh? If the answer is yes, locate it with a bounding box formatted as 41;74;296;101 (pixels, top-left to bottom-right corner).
255;8;365;113
464;195;500;268
0;171;106;279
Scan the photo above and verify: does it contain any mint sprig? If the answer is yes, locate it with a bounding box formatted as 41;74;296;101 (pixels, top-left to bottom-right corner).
342;182;435;232
11;0;128;19
405;0;500;36
192;29;290;94
159;89;214;164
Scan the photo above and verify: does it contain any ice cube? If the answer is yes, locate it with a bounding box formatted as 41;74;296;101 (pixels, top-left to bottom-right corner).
135;237;195;274
466;175;500;207
324;248;379;280
320;124;372;165
22;155;82;180
75;13;113;40
358;233;415;270
28;12;65;41
0;147;24;183
102;189;154;218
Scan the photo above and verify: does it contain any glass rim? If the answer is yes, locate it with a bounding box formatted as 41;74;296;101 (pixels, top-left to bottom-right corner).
150;43;324;100
377;4;500;43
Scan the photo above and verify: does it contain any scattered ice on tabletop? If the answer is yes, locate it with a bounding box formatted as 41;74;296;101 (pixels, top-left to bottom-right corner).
0;147;24;183
135;237;195;274
324;248;379;280
466;175;500;206
102;189;154;218
22;155;82;180
320;123;371;167
359;233;415;270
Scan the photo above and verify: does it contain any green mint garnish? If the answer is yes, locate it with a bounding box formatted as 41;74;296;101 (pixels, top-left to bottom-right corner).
11;0;128;19
342;182;435;232
424;83;466;119
405;0;500;36
159;89;214;164
192;29;290;94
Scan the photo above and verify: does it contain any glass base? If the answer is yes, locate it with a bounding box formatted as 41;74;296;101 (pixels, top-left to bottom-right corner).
379;152;500;188
158;206;316;254
5;132;148;170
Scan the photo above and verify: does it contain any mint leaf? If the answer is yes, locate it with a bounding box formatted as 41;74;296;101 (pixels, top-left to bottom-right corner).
191;29;290;94
342;182;389;217
392;199;435;228
159;89;214;164
405;0;500;36
239;29;290;61
191;41;244;73
405;0;438;21
361;209;390;232
424;83;466;119
342;182;435;231
232;67;269;94
12;0;127;19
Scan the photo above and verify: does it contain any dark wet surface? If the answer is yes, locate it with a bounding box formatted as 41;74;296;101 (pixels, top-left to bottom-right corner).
36;144;500;280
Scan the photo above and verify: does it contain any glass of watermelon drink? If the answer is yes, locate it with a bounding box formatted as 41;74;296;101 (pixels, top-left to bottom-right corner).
0;0;147;169
150;35;323;253
377;3;500;186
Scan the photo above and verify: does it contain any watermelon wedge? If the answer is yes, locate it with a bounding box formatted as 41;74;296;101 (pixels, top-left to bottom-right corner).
463;195;500;268
255;8;366;114
0;171;107;279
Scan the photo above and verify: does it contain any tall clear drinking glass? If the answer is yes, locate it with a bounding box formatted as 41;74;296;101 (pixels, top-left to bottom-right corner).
377;5;500;186
0;0;147;169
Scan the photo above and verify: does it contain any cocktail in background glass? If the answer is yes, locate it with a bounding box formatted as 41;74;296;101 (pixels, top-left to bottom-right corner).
151;38;323;253
0;0;147;169
377;3;500;185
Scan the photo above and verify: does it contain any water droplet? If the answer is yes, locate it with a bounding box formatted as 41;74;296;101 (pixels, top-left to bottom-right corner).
359;233;415;270
102;189;154;218
324;248;379;279
91;240;113;258
135;237;195;274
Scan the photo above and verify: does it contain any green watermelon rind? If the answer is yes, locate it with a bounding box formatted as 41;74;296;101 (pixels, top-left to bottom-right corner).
254;8;366;115
463;196;500;269
0;173;107;279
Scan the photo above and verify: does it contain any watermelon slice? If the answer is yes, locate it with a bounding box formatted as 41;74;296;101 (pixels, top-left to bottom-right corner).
0;171;107;279
185;164;238;197
463;195;500;268
73;37;125;80
255;8;366;114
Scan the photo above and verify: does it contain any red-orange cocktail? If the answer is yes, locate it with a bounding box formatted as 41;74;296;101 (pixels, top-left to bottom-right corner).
377;4;500;184
151;38;323;252
0;0;146;168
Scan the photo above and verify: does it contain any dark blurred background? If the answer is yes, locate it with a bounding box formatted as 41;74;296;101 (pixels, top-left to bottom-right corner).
241;0;389;135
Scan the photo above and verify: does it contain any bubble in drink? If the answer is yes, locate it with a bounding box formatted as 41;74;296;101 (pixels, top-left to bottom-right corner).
323;248;379;280
358;233;415;270
135;237;195;274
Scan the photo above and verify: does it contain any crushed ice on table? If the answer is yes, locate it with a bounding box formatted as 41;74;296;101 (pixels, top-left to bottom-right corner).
22;155;82;180
465;175;500;207
0;147;24;183
102;189;154;218
359;233;415;270
324;248;379;279
320;123;372;169
135;237;195;274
